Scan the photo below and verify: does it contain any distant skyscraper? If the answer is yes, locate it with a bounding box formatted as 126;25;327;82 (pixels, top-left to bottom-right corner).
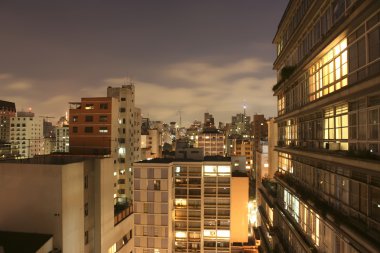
0;100;16;143
203;112;215;129
197;129;226;156
10;111;44;158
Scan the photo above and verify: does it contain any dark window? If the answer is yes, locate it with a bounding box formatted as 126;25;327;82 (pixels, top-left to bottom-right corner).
154;180;161;190
120;108;126;112
368;27;380;62
84;175;88;189
85;115;93;122
121;97;126;101
84;127;93;133
99;115;107;122
84;203;88;216
85;231;88;244
349;37;366;72
118;189;125;194
100;103;108;109
73;127;78;133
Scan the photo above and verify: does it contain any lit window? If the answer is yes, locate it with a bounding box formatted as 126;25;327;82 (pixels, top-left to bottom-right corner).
84;104;94;110
204;165;217;176
309;38;348;101
99;127;108;133
217;165;230;174
175;231;187;238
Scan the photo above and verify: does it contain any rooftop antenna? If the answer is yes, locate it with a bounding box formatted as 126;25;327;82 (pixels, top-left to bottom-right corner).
178;110;182;128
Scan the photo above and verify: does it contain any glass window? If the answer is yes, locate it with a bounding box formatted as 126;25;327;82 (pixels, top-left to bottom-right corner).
99;127;108;133
85;115;93;122
84;104;94;110
99;115;107;122
100;103;108;109
368;27;380;62
84;127;93;133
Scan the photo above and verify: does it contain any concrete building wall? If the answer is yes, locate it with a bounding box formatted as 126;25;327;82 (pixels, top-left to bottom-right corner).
230;176;249;243
0;163;63;248
267;118;277;179
62;162;85;253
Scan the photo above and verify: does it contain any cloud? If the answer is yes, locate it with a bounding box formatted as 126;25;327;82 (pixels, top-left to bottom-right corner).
0;73;12;80
164;58;271;86
113;57;277;124
0;75;33;92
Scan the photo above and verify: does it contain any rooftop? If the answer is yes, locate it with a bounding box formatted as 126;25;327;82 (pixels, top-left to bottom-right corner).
0;231;52;253
136;155;231;164
0;100;16;111
0;154;104;165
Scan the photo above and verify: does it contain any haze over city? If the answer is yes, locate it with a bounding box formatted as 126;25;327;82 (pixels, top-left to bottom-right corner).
0;1;287;124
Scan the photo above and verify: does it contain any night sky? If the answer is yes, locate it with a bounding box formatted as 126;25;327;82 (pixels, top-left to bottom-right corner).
0;0;288;125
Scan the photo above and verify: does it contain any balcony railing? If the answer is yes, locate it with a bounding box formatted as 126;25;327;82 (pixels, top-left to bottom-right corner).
114;203;133;225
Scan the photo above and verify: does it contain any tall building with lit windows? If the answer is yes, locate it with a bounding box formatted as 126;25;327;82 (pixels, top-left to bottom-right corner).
0;100;16;143
10;111;44;158
70;84;141;204
259;0;380;252
133;156;249;253
196;129;226;156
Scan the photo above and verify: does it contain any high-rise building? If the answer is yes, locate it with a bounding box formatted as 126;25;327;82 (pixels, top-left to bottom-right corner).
107;84;142;199
69;97;118;156
133;157;249;253
230;112;251;136
69;84;142;202
196;129;226;156
10;111;44;158
203;112;215;129
0;100;16;143
259;1;380;252
228;138;254;174
0;156;133;253
251;114;268;141
141;128;162;160
55;116;69;153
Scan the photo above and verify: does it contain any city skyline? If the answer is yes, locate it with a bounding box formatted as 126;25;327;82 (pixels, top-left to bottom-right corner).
0;1;287;124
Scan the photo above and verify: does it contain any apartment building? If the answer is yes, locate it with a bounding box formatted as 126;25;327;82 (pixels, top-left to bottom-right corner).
196;130;226;156
141;128;162;160
0;100;16;143
69;84;141;202
107;85;142;199
228;138;254;174
10;111;44;158
55;124;69;153
0;156;133;253
259;0;380;252
133;157;249;253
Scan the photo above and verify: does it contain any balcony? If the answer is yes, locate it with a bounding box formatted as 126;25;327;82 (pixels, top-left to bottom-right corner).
114;202;133;225
275;172;380;251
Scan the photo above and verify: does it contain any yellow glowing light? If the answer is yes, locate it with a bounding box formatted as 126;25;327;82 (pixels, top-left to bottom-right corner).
175;231;187;238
